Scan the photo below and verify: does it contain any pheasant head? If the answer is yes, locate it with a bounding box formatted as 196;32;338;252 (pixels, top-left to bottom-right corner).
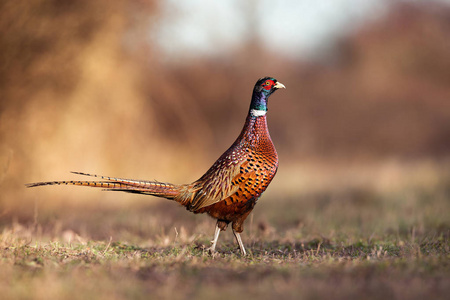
250;77;285;116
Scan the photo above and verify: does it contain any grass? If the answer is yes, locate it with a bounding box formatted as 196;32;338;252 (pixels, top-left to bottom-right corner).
1;230;448;300
1;161;449;299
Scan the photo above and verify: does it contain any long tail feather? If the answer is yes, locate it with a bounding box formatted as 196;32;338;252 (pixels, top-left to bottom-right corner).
25;172;180;199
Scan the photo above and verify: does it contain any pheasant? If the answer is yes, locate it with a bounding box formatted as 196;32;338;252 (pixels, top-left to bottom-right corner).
26;77;285;255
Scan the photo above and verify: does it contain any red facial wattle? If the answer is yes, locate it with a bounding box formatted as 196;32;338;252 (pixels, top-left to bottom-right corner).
262;80;275;90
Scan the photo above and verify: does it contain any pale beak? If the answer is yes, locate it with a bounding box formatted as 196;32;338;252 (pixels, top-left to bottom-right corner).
274;82;286;89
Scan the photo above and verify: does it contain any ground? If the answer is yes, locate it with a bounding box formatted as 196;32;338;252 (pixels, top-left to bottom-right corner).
1;161;449;299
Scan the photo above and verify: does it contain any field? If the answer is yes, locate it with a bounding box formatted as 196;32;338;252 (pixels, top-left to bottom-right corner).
1;161;449;300
1;3;450;299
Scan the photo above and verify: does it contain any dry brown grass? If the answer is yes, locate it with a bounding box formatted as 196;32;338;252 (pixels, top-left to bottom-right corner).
1;160;449;300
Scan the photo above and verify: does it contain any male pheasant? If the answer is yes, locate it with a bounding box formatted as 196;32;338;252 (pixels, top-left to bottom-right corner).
27;77;285;255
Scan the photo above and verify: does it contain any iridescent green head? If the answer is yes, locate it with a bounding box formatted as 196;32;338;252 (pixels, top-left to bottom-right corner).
250;77;285;115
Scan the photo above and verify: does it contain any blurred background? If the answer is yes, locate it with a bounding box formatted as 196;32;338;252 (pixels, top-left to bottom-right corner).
0;0;449;241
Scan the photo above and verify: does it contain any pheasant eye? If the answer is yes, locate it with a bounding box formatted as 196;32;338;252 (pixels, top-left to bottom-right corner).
265;81;271;85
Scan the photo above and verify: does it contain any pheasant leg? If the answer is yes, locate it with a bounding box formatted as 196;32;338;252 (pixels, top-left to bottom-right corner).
233;230;247;256
208;223;221;253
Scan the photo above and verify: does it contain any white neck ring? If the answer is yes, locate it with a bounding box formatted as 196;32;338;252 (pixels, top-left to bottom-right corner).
250;109;267;117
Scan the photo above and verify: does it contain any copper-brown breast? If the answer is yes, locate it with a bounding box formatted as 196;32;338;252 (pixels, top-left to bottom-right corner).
197;115;278;222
